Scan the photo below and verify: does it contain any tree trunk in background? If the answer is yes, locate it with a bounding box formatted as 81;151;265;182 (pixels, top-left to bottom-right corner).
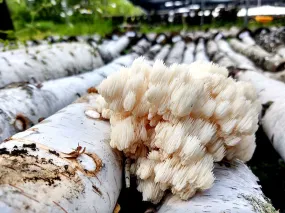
0;0;14;40
0;94;122;213
158;161;276;213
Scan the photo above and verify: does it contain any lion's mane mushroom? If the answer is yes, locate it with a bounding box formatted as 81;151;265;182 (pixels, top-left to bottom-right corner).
93;57;261;204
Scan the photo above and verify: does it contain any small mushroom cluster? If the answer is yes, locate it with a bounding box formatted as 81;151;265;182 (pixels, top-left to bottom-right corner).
93;58;260;203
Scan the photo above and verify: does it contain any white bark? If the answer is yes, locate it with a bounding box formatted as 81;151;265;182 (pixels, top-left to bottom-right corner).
0;42;104;88
165;41;186;65
264;70;285;83
237;71;285;161
238;30;256;46
229;38;285;72
146;33;157;43
206;40;218;60
131;39;152;56
158;160;276;213
182;42;195;64
155;34;168;44
98;36;130;63
154;44;171;61
0;38;152;141
195;38;209;62
0;94;122;213
0;53;137;141
216;39;258;70
145;44;162;60
207;40;236;68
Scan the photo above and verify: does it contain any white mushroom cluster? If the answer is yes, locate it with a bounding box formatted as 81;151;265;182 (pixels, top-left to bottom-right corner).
93;58;260;204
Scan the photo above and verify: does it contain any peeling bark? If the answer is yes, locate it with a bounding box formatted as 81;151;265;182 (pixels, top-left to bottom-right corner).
237;71;285;161
0;94;122;212
158;160;276;213
0;42;104;88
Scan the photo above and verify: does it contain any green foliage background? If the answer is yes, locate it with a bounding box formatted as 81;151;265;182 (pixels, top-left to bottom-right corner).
6;0;143;40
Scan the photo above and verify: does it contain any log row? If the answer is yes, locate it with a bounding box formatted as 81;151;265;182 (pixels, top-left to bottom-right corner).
165;39;186;65
195;38;209;62
0;35;135;89
229;38;285;72
0;38;151;141
0;37;277;213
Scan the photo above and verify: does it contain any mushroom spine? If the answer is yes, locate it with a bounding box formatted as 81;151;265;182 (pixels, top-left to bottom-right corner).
93;58;261;204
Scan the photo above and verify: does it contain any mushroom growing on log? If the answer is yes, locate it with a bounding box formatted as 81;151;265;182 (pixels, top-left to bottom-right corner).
158;160;277;213
93;59;261;204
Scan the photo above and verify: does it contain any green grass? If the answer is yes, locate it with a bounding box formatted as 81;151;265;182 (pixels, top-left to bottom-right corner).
4;0;285;41
5;0;142;41
140;18;285;34
12;20;114;41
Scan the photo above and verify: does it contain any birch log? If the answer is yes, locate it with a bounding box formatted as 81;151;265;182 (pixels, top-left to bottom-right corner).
237;29;256;46
0;93;122;212
131;39;152;56
216;39;258;71
158;160;276;213
0;39;152;141
264;70;285;83
0;42;104;88
207;40;236;68
195;38;209;62
98;35;130;63
154;44;171;61
182;42;195;64
229;38;285;72
165;41;186;65
237;71;285;161
206;40;218;60
254;29;285;59
0;54;136;141
145;44;162;60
